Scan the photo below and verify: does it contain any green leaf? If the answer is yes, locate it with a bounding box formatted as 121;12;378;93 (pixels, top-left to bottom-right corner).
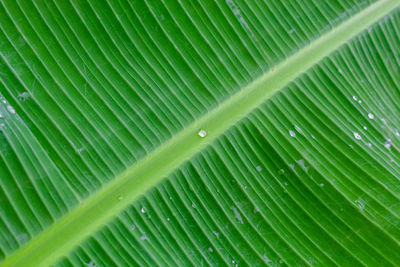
1;0;400;266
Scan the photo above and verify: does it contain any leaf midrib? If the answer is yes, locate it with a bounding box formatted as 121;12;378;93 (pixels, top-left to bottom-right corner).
4;1;400;266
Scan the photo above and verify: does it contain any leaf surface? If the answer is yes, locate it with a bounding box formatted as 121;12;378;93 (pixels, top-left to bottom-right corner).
0;0;400;266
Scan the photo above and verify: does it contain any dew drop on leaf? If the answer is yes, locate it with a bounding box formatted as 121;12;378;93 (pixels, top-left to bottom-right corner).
7;105;15;114
198;129;207;138
85;261;96;267
354;198;365;210
231;206;244;224
17;92;30;101
353;132;362;140
263;254;271;263
212;231;219;238
384;139;391;149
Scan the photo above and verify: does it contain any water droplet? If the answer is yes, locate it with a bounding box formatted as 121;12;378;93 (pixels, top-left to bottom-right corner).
85;261;96;267
118;196;123;201
297;159;309;172
358;100;362;104
288;28;295;34
198;129;207;138
352;96;358;101
367;143;372;148
353;132;362;140
231;206;243;224
212;231;220;238
289;130;296;138
130;224;135;231
355;198;365;210
319;183;324;187
208;247;213;252
17;92;30;101
363;126;367;130
167;217;170;221
256;165;262;172
384;139;391;149
7;105;15;114
141;207;146;213
368;113;374;119
263;254;271;263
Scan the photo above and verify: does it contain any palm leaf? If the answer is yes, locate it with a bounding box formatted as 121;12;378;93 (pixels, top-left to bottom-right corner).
1;0;400;266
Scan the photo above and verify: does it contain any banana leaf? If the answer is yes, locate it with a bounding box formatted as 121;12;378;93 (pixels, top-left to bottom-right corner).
0;0;400;266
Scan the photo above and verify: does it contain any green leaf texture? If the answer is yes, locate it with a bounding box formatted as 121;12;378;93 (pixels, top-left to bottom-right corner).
1;0;400;266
